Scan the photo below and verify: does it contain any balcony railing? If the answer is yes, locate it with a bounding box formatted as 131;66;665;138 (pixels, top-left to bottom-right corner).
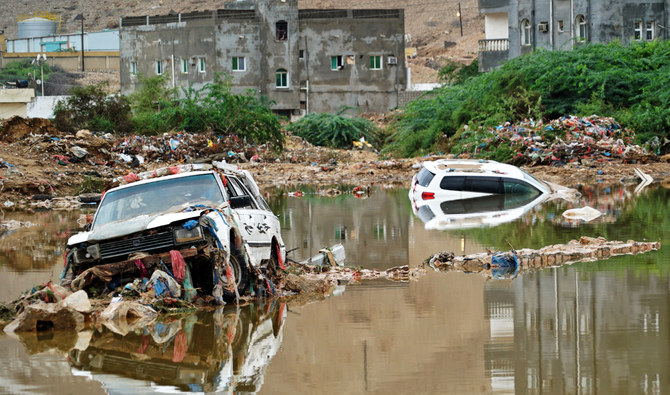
478;38;509;52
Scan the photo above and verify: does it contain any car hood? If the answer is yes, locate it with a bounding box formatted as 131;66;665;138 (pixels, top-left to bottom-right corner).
68;210;204;245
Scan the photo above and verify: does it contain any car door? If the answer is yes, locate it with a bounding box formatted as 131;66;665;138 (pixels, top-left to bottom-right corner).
224;176;274;263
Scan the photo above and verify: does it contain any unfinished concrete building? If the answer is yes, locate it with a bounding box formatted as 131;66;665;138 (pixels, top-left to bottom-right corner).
478;0;670;71
119;0;406;116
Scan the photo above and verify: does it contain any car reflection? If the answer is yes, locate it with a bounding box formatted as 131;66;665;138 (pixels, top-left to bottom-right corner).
410;191;548;230
68;302;286;393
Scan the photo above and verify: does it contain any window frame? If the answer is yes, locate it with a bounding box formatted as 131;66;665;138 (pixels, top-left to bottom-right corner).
331;55;344;70
369;55;382;70
155;60;163;75
646;21;655;40
275;68;288;88
575;15;587;42
232;56;246;72
181;58;188;74
521;19;531;46
276;20;288;41
198;57;206;73
130;61;137;75
634;20;643;40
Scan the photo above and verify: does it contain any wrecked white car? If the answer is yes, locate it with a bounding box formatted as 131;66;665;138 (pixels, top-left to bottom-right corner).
62;162;286;302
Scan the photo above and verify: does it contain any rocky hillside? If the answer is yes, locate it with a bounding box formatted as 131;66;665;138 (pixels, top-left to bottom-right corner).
0;0;482;83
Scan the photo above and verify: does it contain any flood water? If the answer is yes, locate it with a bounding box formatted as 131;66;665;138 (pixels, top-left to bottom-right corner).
0;184;668;394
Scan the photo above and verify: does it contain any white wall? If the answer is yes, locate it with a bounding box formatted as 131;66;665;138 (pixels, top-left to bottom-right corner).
5;30;119;53
485;13;509;39
26;95;67;119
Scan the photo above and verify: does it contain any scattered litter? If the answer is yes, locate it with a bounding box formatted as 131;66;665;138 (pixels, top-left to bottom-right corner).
459;115;653;166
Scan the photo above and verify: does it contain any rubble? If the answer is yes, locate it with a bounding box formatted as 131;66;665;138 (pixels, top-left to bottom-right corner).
425;236;661;279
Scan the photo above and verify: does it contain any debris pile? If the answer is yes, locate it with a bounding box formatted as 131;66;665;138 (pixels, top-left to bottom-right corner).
425;236;661;278
460;115;654;166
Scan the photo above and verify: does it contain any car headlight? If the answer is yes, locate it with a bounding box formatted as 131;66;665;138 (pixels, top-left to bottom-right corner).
86;244;101;260
174;226;204;243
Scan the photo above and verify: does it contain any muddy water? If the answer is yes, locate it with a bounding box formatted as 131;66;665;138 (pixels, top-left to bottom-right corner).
0;185;668;394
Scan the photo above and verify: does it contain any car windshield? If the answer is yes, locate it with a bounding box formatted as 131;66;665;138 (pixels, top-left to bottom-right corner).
521;169;550;192
94;174;225;227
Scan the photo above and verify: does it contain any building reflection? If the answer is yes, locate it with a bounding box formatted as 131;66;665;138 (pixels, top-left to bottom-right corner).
271;189;410;269
483;265;669;393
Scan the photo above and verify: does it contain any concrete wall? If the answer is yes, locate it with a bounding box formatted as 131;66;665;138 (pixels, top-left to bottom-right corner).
119;1;406;115
1;52;119;72
485;13;509;39
0;89;34;119
298;9;406;113
26;95;67;118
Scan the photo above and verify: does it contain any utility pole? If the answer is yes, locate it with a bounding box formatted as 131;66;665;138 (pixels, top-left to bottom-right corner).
458;3;463;37
74;14;85;71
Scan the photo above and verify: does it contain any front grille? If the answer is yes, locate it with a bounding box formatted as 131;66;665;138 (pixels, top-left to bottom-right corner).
99;230;175;260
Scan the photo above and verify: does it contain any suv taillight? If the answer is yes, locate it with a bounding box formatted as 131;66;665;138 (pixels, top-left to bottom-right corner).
421;192;435;200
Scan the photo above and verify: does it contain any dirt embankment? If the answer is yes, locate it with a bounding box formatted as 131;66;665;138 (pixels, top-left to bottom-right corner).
0;116;669;207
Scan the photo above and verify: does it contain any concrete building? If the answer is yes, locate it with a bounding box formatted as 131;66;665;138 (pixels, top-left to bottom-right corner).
119;0;406;116
478;0;670;71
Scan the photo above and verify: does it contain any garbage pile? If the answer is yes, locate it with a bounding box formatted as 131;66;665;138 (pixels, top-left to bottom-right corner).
110;132;277;164
461;115;654;166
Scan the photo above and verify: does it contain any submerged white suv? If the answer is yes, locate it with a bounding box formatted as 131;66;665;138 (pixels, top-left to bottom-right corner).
409;159;555;230
63;162;285;301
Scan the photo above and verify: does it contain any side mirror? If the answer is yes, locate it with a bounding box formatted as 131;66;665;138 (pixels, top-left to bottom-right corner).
83;223;92;231
229;195;253;209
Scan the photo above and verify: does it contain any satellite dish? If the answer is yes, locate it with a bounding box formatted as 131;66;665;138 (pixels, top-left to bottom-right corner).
36;79;42;85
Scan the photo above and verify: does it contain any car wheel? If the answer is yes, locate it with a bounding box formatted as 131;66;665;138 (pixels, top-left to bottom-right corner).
222;252;250;300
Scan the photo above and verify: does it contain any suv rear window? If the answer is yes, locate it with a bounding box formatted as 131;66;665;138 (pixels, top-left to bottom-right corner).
416;167;435;187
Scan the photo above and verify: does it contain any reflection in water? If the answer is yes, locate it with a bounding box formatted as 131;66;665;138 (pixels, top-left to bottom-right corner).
268;188;411;269
64;302;285;393
0;185;668;393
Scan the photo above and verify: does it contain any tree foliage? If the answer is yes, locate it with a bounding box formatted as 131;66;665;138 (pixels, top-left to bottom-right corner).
130;74;284;149
53;82;132;133
0;59;52;82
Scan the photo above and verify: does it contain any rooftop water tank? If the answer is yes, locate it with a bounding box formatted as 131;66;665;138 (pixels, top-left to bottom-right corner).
18;17;58;39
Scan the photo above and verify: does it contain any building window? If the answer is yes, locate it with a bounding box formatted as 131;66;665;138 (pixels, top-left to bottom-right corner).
557;20;564;33
576;15;587;42
232;56;246;71
276;20;288;40
181;58;188;74
369;55;382;70
156;60;163;75
633;21;644;40
331;55;344;70
646;21;655;40
130;62;137;75
276;68;288;88
199;57;206;73
299;49;304;60
521;19;531;46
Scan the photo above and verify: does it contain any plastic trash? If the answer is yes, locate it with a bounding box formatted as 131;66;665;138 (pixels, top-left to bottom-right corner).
150;270;181;298
562;206;603;222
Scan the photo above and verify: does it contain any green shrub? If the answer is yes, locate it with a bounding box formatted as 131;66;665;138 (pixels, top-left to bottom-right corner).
386;40;670;158
54;82;132;133
287;111;379;149
129;74;284;149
